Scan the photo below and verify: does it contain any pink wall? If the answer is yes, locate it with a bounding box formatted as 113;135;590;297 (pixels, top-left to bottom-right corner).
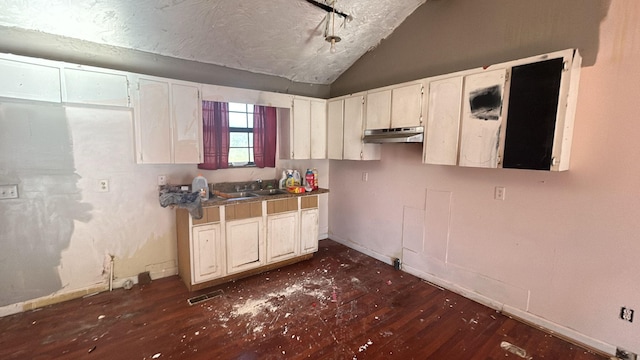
329;0;640;355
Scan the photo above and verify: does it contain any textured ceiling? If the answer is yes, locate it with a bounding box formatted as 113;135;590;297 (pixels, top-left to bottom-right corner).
0;0;426;85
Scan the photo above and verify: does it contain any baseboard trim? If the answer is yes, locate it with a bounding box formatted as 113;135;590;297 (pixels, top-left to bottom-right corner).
0;267;178;318
328;236;394;266
402;264;616;357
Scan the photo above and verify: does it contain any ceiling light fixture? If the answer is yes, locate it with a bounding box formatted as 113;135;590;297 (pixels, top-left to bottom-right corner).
325;1;341;53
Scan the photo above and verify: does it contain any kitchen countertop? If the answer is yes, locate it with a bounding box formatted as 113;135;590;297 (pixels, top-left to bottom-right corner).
202;188;329;207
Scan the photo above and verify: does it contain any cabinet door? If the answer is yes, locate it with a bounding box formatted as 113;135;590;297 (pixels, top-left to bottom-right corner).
63;68;129;107
424;76;463;165
343;95;365;160
365;89;391;130
502;58;564;170
292;98;311;159
310;99;327;159
391;83;423;128
266;212;299;262
300;209;319;254
458;69;507;168
136;78;171;164
327;99;344;160
172;83;202;164
226;217;265;274
0;58;61;103
191;224;224;283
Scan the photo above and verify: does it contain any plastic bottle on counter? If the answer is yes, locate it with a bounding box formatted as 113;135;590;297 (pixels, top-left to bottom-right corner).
279;170;287;189
285;171;296;187
305;169;314;191
312;168;319;190
192;174;209;200
293;170;301;186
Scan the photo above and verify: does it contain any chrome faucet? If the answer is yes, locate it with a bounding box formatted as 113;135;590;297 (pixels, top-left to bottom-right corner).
256;178;263;190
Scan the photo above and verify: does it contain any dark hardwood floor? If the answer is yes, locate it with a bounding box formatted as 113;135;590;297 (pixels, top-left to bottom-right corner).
0;240;607;360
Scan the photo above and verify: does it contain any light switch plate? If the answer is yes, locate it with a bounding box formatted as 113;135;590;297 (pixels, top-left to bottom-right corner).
0;184;18;199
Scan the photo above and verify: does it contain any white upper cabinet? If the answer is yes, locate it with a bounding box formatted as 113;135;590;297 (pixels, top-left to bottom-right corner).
422;49;581;171
327;98;345;160
281;97;327;160
458;69;508;168
390;82;423;128
365;81;424;131
423;75;463;166
342;93;380;160
62;67;130;107
310;99;327;159
327;93;380;161
171;83;203;164
133;76;202;164
292;98;312;159
365;89;392;130
0;57;61;103
500;50;581;171
135;78;172;164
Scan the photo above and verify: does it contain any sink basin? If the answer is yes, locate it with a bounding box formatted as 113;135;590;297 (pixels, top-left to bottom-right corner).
220;191;260;199
250;189;288;196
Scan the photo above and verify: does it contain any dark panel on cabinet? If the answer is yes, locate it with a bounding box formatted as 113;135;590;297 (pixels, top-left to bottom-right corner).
503;58;563;170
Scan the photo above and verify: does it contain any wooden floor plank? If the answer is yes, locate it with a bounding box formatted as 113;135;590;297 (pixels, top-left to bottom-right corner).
0;239;607;360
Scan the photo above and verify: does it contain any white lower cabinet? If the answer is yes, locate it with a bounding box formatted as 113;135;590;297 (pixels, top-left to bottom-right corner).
300;208;319;254
226;216;265;275
177;196;320;291
191;223;224;283
266;211;300;262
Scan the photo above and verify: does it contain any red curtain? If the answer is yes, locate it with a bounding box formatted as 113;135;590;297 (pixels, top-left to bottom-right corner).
198;101;229;170
253;105;277;168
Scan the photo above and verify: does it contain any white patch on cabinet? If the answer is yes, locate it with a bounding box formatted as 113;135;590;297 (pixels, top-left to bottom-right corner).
458;69;507;168
424;76;463;165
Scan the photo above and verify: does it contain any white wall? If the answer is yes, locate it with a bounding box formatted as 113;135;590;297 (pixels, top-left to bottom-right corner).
329;1;640;355
0;94;329;316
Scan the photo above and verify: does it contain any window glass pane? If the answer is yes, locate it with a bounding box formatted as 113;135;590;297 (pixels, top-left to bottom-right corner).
230;132;249;147
249;132;253;145
228;148;249;164
228;103;247;112
249;148;254;163
247;113;254;128
229;112;247;128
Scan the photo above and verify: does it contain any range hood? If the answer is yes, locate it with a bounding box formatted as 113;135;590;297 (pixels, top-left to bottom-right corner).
363;126;424;143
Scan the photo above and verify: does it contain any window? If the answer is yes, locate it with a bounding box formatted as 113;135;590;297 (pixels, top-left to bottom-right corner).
199;101;277;170
228;102;254;166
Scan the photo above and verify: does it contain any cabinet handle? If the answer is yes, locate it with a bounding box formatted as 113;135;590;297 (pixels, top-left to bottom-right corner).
551;157;559;166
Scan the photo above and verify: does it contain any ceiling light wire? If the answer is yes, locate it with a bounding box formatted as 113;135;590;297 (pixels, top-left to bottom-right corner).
325;0;341;53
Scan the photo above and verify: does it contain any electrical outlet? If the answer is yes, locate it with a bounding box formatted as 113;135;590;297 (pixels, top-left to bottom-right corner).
362;172;368;182
621;307;634;322
0;184;18;200
494;186;506;201
616;347;637;360
98;179;109;192
158;175;167;186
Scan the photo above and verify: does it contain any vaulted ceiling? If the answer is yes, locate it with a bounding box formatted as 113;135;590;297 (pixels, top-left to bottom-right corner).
0;0;426;85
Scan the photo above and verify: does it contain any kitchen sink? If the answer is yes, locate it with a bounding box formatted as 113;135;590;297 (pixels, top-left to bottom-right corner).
249;189;288;196
220;191;260;199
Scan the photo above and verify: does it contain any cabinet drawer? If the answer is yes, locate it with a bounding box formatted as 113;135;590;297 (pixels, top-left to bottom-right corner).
301;195;318;209
192;206;220;225
267;198;299;214
226;202;262;220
